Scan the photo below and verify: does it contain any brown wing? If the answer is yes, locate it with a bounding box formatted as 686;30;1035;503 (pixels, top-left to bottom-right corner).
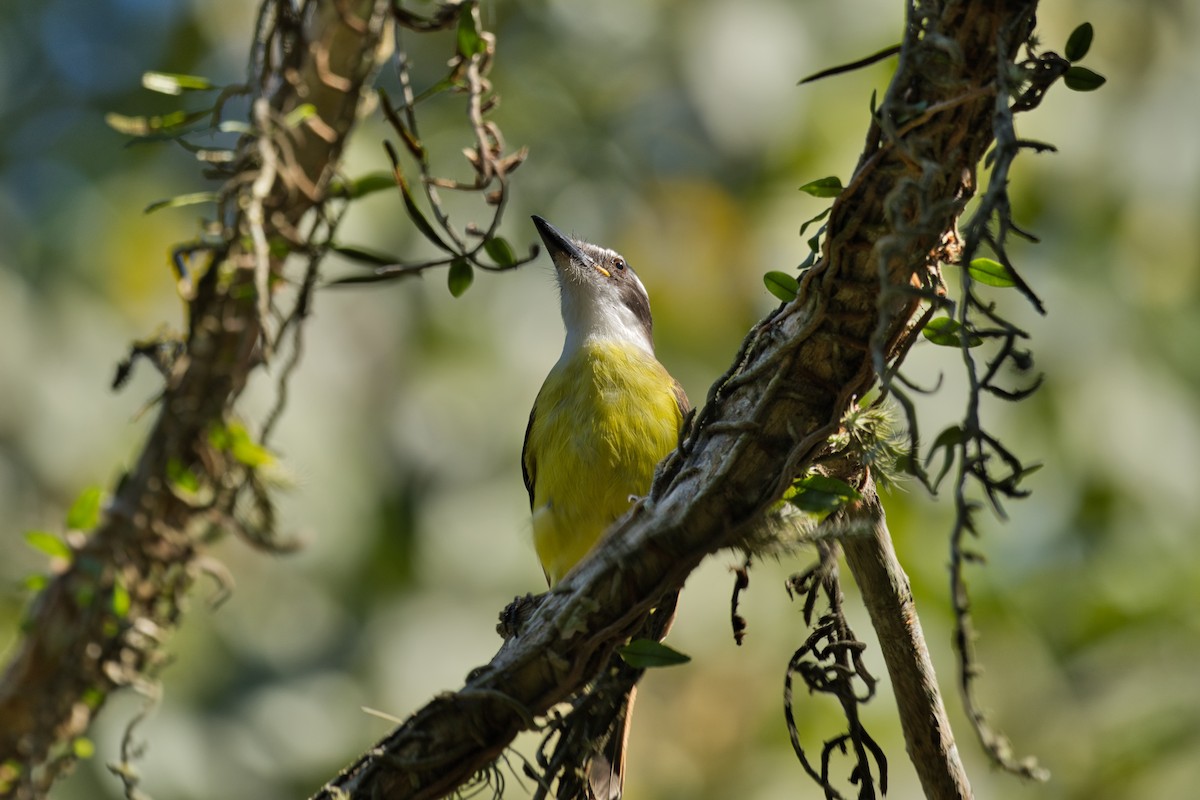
670;377;691;419
520;404;537;509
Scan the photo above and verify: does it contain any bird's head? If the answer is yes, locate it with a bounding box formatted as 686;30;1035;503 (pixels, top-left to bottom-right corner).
532;215;655;355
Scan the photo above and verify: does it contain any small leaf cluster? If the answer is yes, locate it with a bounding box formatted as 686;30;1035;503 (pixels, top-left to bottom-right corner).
22;486;132;623
921;258;1017;347
1062;23;1105;92
762;176;843;301
328;1;536;297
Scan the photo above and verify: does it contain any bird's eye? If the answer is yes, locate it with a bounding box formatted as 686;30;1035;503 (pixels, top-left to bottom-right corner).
613;258;626;271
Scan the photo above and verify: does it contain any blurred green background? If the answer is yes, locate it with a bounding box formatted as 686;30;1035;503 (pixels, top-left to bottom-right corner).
2;1;1198;798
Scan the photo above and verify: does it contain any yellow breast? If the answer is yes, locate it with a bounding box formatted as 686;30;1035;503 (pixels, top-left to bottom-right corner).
526;341;684;585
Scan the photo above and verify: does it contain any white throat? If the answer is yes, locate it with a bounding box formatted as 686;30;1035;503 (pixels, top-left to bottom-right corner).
559;285;655;358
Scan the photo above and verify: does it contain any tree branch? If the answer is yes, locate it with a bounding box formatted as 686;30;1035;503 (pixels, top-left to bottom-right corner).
843;480;972;799
314;2;1038;797
0;2;389;796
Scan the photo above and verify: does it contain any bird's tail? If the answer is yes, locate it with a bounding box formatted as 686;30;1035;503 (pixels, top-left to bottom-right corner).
585;590;678;799
586;685;636;800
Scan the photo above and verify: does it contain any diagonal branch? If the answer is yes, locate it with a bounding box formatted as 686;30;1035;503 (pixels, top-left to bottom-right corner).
314;2;1038;797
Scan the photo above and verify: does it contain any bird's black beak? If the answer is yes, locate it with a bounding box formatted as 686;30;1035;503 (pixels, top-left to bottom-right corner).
532;215;590;266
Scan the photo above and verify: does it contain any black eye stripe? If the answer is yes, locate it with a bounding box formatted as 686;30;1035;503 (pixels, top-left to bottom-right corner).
616;277;653;340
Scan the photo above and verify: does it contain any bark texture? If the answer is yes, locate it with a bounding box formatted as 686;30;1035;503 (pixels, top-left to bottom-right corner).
843;482;972;799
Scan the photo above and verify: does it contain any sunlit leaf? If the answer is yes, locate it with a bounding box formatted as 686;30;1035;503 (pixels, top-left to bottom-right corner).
922;317;982;347
144;192;218;215
111;580;131;618
1065;22;1094;62
210;422;274;468
1064;66;1106;92
25;531;72;561
167;458;200;494
799;176;844;198
619;639;691;668
764;271;799;302
230;433;273;468
104;109;209;138
448;258;474;297
66;487;103;530
967;257;1016;287
285;103;316;128
72;738;95;759
142;71;215;95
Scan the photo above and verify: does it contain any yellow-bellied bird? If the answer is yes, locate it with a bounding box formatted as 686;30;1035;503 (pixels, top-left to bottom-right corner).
522;216;689;799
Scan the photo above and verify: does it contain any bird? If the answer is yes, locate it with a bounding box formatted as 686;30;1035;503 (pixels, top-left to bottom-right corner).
522;215;689;799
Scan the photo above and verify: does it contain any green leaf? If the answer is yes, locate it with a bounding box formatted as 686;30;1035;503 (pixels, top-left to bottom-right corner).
111;580;131;618
456;3;486;57
1065;22;1094;62
787;474;862;513
210;423;274;468
332;243;400;267
230;432;273;468
330;171;396;200
25;531;72;561
82;688;105;710
448;258;474;298
924;424;964;489
104;109;209;138
799;176;844;198
764;271;799;302
967;257;1016;288
285;103;316;128
1064;66;1106;92
142;71;215;95
66;487;104;531
166;458;200;494
799;206;832;238
395;168;451;251
619;639;691;668
483;236;517;267
144;192;218;215
72;738;95;759
922;317;982;347
23;574;48;591
413;75;457;105
928;425;965;455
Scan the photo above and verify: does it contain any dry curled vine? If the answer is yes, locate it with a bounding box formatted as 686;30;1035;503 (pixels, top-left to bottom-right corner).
877;10;1102;784
785;543;886;800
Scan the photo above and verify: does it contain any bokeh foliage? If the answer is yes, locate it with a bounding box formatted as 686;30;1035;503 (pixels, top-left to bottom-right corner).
1;1;1197;798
